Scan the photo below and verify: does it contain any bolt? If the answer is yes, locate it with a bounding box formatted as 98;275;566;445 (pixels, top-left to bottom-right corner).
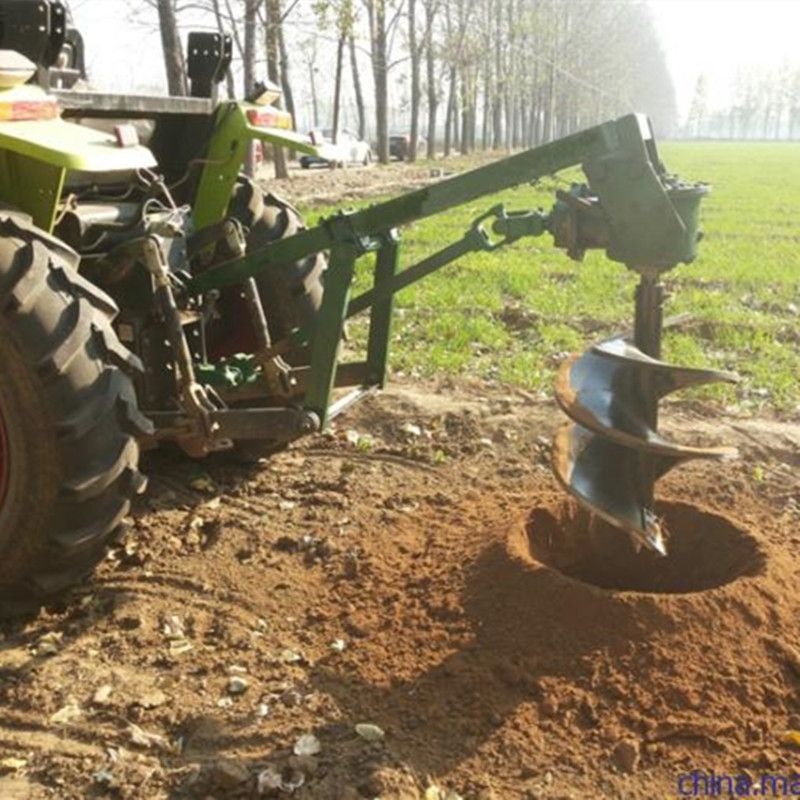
297;413;320;435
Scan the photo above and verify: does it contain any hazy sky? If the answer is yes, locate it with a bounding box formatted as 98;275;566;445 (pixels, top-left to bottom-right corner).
69;0;800;123
650;0;800;117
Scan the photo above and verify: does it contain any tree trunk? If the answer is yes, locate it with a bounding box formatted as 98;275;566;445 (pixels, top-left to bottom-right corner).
211;0;236;98
367;0;389;163
481;68;490;150
243;0;257;97
279;24;296;127
349;34;366;141
265;0;288;178
332;35;345;143
408;0;420;161
242;0;258;176
443;66;456;156
156;0;186;96
278;24;297;158
308;59;320;127
424;0;437;159
459;84;469;155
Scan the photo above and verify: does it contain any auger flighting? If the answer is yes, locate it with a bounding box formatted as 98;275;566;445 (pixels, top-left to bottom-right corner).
550;168;739;556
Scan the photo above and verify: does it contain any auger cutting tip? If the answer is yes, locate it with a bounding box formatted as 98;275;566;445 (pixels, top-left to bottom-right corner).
639;508;668;556
552;423;676;556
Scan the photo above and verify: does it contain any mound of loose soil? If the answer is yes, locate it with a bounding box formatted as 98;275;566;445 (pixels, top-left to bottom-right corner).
1;376;800;799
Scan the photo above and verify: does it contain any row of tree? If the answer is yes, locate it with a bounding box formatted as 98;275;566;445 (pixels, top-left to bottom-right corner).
685;68;800;140
133;0;677;165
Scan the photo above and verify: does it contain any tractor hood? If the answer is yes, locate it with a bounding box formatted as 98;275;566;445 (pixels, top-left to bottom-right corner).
0;85;156;172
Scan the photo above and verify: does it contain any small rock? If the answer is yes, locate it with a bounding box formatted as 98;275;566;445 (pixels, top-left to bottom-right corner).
227;677;249;695
0;758;27;774
50;702;82;725
612;738;640;774
540;696;558;717
208;759;250;790
293;733;321;756
92;770;114;786
136;689;168;709
115;612;143;630
279;649;304;664
274;535;298;552
257;767;283;794
92;685;113;705
168;639;193;655
355;723;385;742
35;631;63;657
190;475;217;494
342;552;359;580
128;723;170;751
162;615;185;640
280;689;302;707
330;639;347;653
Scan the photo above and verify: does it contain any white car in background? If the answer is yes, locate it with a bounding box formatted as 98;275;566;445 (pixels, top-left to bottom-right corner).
300;128;372;168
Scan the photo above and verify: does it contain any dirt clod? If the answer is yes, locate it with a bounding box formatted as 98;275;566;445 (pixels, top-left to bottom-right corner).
612;739;641;773
207;759;250;790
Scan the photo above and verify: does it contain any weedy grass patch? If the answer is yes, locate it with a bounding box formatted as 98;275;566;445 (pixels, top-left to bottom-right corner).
300;142;800;415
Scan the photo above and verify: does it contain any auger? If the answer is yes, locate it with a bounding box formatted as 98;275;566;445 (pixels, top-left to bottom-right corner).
551;183;739;556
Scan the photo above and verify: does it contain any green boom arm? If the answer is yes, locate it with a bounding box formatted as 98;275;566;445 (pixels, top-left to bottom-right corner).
185;113;704;429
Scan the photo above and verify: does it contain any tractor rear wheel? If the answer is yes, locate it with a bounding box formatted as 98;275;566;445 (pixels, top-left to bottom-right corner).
228;178;325;355
0;216;151;617
224;179;327;462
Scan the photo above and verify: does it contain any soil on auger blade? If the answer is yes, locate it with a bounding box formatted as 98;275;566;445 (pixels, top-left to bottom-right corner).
1;375;800;799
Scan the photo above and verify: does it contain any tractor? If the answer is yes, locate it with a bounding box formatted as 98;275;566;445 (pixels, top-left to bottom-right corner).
0;0;734;617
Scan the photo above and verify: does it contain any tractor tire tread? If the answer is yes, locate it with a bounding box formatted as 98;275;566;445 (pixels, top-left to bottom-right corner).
0;215;150;617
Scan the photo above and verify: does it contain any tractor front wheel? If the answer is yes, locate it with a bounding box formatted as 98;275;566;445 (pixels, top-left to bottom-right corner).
0;216;151;616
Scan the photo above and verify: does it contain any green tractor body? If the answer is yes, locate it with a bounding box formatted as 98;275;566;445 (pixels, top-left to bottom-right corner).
0;0;726;614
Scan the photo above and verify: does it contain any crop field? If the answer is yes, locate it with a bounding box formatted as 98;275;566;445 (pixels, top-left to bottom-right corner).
306;141;800;416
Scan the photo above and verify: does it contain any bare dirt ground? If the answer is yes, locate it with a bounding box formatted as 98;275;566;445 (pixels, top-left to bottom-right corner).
2;374;800;800
262;159;469;208
2;167;800;799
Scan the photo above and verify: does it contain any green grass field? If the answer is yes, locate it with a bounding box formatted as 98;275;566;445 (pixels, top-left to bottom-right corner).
301;142;800;415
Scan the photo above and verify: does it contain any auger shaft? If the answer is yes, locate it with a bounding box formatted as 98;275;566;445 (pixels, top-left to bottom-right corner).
632;273;665;512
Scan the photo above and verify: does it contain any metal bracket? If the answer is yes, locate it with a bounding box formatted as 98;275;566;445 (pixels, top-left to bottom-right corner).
187;32;233;101
0;0;67;72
